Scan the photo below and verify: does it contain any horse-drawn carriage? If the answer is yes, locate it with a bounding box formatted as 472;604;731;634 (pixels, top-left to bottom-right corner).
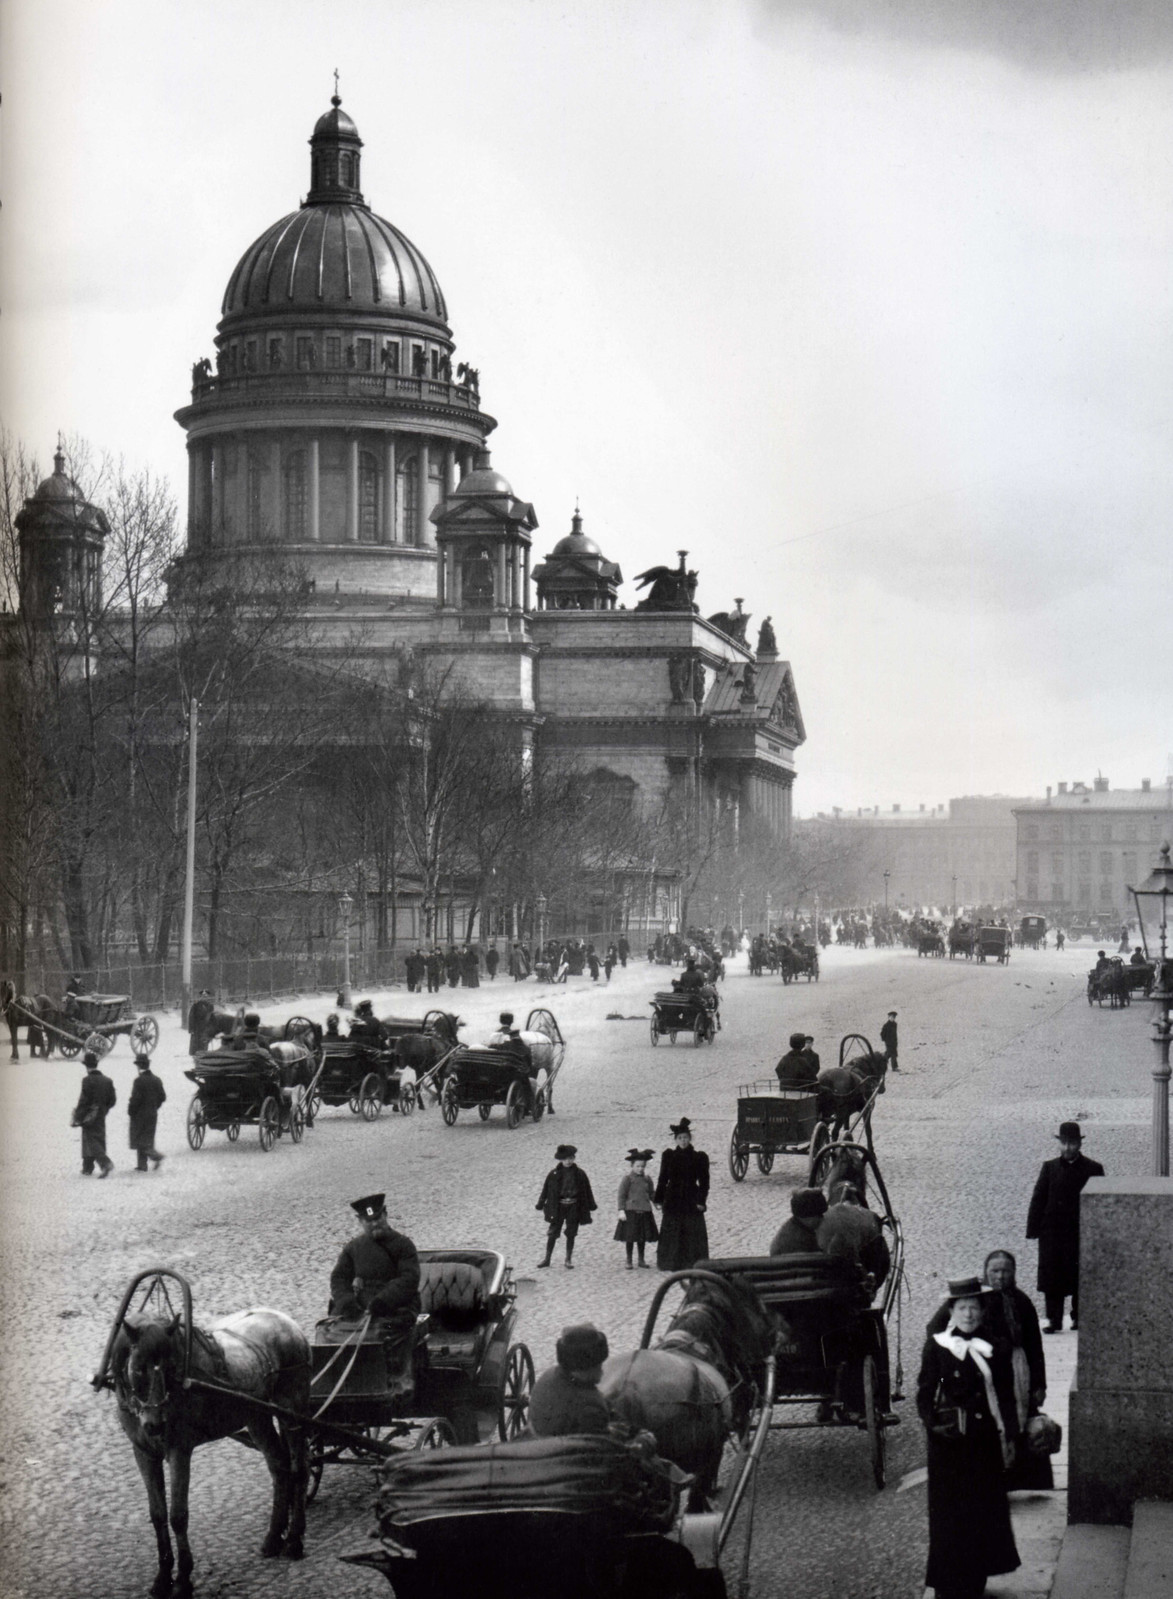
184;1038;314;1150
649;987;719;1046
1017;915;1047;950
947;922;976;960
439;1009;565;1128
976;925;1012;965
1086;957;1151;1007
781;942;820;984
917;925;946;958
6;987;160;1059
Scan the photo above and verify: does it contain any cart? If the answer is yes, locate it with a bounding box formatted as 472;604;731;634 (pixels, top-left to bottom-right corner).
26;991;160;1059
976;926;1012;964
439;1048;545;1128
1017;915;1047;950
728;1084;829;1183
183;1039;312;1150
308;1036;416;1121
649;988;719;1046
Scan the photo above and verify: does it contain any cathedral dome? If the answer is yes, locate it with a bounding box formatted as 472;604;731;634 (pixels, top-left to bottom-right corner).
453;451;513;497
551;509;600;556
219;96;448;329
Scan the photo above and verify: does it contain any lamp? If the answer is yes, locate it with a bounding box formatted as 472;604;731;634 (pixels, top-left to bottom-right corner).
339;890;354;1010
1128;842;1173;1176
535;892;548;950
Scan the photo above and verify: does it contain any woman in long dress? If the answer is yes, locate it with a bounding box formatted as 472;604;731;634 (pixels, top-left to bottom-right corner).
653;1118;709;1270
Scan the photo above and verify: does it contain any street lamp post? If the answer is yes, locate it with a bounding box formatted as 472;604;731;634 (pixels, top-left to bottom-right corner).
765;890;772;937
951;875;957;916
1129;842;1173;1177
883;871;890;913
339;890;354;1010
535;893;548;951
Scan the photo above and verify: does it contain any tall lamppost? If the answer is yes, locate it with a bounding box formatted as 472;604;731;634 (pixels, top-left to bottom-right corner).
951;875;957;916
339;890;353;1010
883;871;890;912
1129;842;1173;1176
535;893;548;951
765;890;773;937
738;888;745;932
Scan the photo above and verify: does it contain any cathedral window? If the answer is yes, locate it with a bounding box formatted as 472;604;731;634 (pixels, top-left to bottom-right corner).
461;545;495;608
430;349;440;378
284;451;307;540
356;339;372;371
340;153;354;187
296;336;315;369
326;336;341;369
268;336;283;369
248;453;265;538
244;340;257;373
358;451;379;542
381;341;399;374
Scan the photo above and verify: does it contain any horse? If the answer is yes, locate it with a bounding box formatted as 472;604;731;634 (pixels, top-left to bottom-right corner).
600;1273;774;1509
109;1306;310;1597
391;1011;463;1096
2;984;53;1059
815;1051;887;1146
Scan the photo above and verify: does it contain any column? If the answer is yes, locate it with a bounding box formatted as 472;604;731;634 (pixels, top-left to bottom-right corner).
497;543;508;609
460;446;474;479
444;446;456;500
417;445;431;547
451;548;463;607
211;444;223;538
347;437;359;542
510;547;522;612
523;546;531;612
383;438;397;543
187;448;198;544
308;438;320;542
437;546;447;605
273;438;284;541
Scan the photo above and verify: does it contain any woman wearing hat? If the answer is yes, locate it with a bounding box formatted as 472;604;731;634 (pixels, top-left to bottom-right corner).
614;1149;658;1269
653;1119;710;1271
1026;1122;1104;1332
917;1276;1020;1599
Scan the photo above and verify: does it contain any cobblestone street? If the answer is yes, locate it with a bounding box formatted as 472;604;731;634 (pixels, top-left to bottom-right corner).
0;943;1154;1599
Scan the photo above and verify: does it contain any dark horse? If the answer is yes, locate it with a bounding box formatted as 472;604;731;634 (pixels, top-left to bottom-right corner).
600;1273;774;1508
390;1011;462;1097
2;982;53;1060
107;1305;310;1597
815;1050;887;1146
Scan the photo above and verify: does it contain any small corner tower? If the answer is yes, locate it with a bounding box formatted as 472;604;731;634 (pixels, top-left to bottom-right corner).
14;444;108;624
432;450;536;632
532;507;622;610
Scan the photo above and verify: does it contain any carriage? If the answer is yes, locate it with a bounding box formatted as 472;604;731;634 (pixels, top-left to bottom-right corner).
439;1009;565;1128
184;1039;313;1150
947;922;975;960
1017;915;1047;950
916;926;946;958
976;925;1012;964
309;1031;423;1121
648;987;719;1046
704;1140;906;1490
781;942;820;984
1086;957;1149;1007
728;1032;882;1183
22;991;160;1059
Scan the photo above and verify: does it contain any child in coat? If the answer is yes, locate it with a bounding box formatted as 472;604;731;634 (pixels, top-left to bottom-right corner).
614;1148;659;1268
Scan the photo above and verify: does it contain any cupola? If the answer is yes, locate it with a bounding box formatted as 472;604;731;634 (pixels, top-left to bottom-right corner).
14;444;109;622
532;507;622;610
432;449;536;623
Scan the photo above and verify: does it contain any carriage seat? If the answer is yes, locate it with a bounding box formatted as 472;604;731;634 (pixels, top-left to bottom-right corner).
418;1260;488;1361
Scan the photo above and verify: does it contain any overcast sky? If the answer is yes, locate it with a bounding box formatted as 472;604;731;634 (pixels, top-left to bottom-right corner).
2;0;1170;816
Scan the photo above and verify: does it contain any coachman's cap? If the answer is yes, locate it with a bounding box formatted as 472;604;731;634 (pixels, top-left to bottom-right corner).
888;1011;897;1018
669;1117;692;1135
945;1275;990;1303
554;1144;577;1160
1055;1121;1083;1142
791;1188;828;1219
351;1193;387;1220
556;1324;609;1372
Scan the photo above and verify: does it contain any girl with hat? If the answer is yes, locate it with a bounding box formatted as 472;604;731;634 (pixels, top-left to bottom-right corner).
917;1275;1020;1599
614;1149;658;1269
653;1118;710;1271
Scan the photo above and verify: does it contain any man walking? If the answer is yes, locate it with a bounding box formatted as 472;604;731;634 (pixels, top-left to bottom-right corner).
425;948;442;994
535;1144;597;1269
1026;1121;1104;1332
127;1052;166;1171
880;1011;899;1071
73;1050;116;1176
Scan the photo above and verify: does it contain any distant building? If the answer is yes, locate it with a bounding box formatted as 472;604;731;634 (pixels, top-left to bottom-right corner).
800;795;1030;910
1014;777;1173;919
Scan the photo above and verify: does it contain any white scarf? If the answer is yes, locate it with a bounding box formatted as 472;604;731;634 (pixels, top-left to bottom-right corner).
933;1328;1013;1467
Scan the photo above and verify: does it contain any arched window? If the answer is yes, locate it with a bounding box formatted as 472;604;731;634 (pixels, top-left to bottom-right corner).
340;152;354;187
358;451;379;542
284;451;307;541
461;544;495;608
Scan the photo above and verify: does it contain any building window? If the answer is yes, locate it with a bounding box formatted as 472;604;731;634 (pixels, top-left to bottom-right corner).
326;337;341;369
1049;824;1061;840
462;544;495;608
284;451;307;540
1051;882;1063;902
382;341;399;374
358;451;379;542
1078;881;1091;905
340;152;354;187
356;339;373;372
1101;825;1113;842
296;336;315;369
268;336;283;369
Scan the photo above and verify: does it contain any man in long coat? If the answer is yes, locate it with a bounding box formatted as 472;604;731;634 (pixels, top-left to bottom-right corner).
536;1144;597;1268
1026;1122;1104;1332
187;990;216;1056
73;1051;116;1176
654;1117;710;1270
127;1052;166;1171
329;1193;421;1367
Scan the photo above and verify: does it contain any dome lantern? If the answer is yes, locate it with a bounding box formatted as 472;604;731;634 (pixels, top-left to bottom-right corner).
532;505;622;611
308;90;364;206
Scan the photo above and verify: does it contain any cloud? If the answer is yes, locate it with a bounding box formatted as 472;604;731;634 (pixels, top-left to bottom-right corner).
757;0;1173;73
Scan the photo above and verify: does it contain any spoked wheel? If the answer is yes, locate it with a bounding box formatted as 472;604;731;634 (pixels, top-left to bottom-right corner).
497;1343;536;1440
505;1078;529;1130
650;1015;660;1046
693;1016;707;1046
728;1126;750;1182
414;1418;456;1451
288;1094;306;1143
305;1086;322;1123
478;1102;492;1121
397;1079;416;1117
532;1083;546;1121
86;1031;113;1058
669;1031;678;1045
306;1437;325;1503
186;1094;207;1150
440;1079;460;1126
807;1120;831;1181
226;1120;240;1142
756;1145;775;1175
863;1353;886;1488
359;1072;383;1121
258;1095;280;1151
58;1035;82;1058
348;1092;362;1115
131;1015;160;1054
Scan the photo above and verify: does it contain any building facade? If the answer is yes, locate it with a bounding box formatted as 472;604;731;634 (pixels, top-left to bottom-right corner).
1014;778;1173;919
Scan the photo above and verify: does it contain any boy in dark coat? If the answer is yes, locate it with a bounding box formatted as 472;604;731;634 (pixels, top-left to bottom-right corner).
127;1053;166;1171
73;1052;116;1176
1026;1122;1104;1331
528;1324;612;1437
536;1144;597;1269
880;1011;899;1071
776;1033;817;1088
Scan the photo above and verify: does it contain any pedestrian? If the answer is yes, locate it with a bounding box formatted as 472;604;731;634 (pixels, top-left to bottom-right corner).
485;945;499;981
1026;1121;1104;1332
446;946;461;988
462;945;480;988
425;948;442;994
618;935;630;968
1055;929;1065;952
802;1034;820;1074
528;1324;612;1437
535;1144;597;1269
587;945;600;981
187;989;215;1055
614;1148;658;1269
917;1275;1020;1599
127;1052;166;1172
880;1010;899;1071
654;1118;709;1270
72;1050;116;1176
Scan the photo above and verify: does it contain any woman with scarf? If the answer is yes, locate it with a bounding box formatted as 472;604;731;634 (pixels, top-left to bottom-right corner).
917;1276;1020;1599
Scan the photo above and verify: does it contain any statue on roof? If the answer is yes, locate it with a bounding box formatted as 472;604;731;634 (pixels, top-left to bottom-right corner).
707;603;750;645
634;551;698;613
757;616;777;656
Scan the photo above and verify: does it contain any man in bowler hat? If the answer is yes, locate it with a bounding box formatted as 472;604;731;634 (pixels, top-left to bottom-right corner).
1026;1122;1104;1332
536;1145;597;1268
127;1053;166;1171
73;1050;116;1176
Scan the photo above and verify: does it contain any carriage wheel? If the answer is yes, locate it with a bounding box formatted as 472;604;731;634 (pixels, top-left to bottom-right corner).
863;1354;886;1489
258;1096;280;1151
185;1095;207;1150
359;1072;383;1121
807;1121;831;1181
650;1016;660;1046
728;1127;750;1183
305;1436;325;1503
498;1343;536;1441
440;1079;460;1126
58;1035;82;1058
414;1418;456;1451
532;1082;547;1122
756;1145;775;1175
86;1031;113;1058
505;1078;528;1130
693;1016;707;1047
477;1101;492;1121
286;1014;313;1042
397;1080;416;1117
305;1086;322;1123
226;1120;240;1142
131;1015;160;1055
669;1030;678;1044
289;1095;306;1144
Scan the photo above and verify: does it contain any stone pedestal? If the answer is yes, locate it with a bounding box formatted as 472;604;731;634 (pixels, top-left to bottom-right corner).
1068;1176;1173;1524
